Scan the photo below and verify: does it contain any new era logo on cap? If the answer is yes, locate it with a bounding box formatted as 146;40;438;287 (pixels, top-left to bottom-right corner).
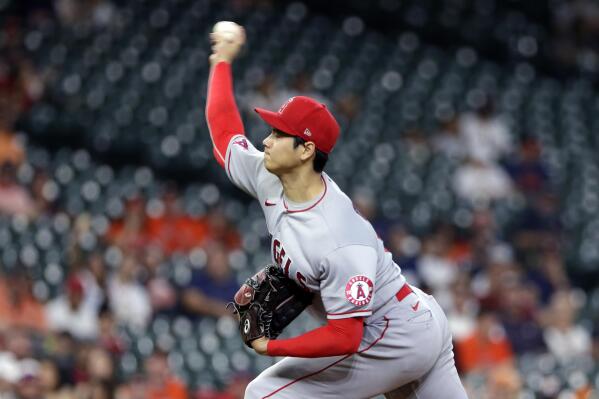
254;96;340;154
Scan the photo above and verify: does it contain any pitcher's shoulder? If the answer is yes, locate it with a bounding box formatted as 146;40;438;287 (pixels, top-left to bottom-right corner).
319;181;376;247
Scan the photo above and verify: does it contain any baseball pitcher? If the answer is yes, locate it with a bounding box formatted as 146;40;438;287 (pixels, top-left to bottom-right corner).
205;21;468;399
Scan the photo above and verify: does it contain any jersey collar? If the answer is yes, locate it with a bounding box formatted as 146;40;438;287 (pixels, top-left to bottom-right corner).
283;175;328;214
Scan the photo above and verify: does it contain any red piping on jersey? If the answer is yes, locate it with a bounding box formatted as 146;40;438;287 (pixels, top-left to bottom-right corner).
225;136;242;180
261;317;390;399
283;176;327;213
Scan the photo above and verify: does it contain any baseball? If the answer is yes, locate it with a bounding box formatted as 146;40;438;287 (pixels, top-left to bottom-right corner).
212;21;244;43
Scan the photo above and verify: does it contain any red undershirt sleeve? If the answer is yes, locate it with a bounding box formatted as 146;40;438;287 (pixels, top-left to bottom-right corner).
266;317;364;358
205;62;245;168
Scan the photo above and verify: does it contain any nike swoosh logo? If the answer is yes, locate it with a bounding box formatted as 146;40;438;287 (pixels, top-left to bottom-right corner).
264;200;276;207
411;301;420;311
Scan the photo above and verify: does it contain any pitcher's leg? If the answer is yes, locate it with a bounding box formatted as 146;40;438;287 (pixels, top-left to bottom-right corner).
244;354;358;399
410;290;468;399
245;314;443;399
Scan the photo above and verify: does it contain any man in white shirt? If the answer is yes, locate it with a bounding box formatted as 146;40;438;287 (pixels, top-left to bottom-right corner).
45;275;98;341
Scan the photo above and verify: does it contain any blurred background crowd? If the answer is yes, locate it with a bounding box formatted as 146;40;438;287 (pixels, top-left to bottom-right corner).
1;0;599;398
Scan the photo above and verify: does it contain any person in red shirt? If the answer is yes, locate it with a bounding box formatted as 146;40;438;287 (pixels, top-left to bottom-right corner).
455;308;514;374
0;271;46;332
144;350;188;399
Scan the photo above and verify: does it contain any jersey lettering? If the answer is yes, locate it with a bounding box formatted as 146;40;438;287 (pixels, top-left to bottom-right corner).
296;272;307;290
273;239;293;276
272;239;280;264
283;258;292;277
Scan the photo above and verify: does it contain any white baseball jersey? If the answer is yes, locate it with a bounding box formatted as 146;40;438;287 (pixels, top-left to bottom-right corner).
225;135;406;322
225;135;468;399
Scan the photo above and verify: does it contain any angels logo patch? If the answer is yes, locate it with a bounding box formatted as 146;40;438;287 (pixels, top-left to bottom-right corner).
345;275;373;306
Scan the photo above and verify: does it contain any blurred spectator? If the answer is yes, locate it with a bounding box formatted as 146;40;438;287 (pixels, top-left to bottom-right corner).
77;381;114;399
455;309;514;374
0;56;32;136
0;331;41;398
13;358;43;399
484;364;523;399
459;98;512;165
467;211;500;270
542;290;592;364
498;281;546;355
526;250;570;305
144;246;177;315
38;359;61;398
510;192;561;255
84;347;114;386
146;189;210;254
447;273;478;341
453;158;514;205
107;255;151;329
30;170;57;214
46;331;77;388
0;271;46;332
45;275;99;341
0;130;24;168
107;197;150;253
114;374;146;399
201;206;241;251
474;250;519;313
0;163;36;217
432;115;466;161
416;231;459;307
144;350;188;399
182;243;238;319
14;59;45;108
76;251;108;312
0;330;30;389
505;137;550;196
97;305;125;355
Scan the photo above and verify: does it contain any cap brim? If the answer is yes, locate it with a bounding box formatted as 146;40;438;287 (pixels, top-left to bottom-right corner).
254;108;297;136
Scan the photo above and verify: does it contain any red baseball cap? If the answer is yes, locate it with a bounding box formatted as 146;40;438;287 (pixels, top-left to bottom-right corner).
254;96;340;154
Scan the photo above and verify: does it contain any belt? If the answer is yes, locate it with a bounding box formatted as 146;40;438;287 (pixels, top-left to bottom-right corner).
395;284;414;302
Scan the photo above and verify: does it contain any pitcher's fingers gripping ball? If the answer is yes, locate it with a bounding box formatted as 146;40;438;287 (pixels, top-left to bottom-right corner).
228;264;314;347
210;21;246;65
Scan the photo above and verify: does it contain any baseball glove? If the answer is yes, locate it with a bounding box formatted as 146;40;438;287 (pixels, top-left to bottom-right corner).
228;264;313;347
